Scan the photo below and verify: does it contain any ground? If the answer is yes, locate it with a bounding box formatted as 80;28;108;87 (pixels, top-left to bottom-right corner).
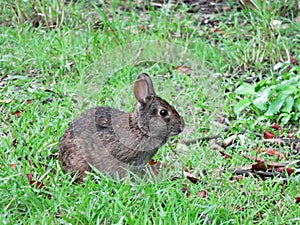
0;0;300;224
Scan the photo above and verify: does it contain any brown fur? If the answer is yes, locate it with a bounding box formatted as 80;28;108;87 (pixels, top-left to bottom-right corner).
59;74;184;181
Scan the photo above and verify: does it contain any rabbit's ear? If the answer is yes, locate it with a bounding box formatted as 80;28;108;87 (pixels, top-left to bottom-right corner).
134;74;156;104
136;73;156;95
134;79;149;104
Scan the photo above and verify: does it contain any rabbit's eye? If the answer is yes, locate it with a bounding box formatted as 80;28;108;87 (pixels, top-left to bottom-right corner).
159;109;168;117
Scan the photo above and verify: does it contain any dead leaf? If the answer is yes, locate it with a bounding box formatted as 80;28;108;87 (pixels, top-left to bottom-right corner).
13;110;23;117
252;161;268;171
295;197;300;204
183;171;200;184
175;66;193;75
241;0;256;9
196;190;207;199
270;124;281;130
213;29;221;33
230;204;245;212
219;151;232;159
264;130;275;139
266;149;285;160
222;134;237;147
224;6;231;11
148;159;157;165
181;186;190;198
26;174;52;199
26;174;44;188
10;164;16;169
275;167;294;175
12;138;17;147
231;175;244;181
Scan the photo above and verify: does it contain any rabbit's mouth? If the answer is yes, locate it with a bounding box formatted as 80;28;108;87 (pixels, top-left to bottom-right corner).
169;117;185;136
169;126;184;136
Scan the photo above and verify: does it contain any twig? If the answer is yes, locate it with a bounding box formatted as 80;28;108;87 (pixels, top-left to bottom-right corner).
180;135;221;145
231;169;287;179
264;138;300;144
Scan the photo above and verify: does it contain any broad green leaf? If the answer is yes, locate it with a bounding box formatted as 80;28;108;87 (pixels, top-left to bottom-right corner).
234;99;251;115
253;89;270;111
282;96;294;113
235;84;255;95
280;76;300;86
276;84;297;96
265;97;284;116
280;113;291;125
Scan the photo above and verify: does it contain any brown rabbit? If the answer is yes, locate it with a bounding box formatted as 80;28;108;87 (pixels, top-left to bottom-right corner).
59;73;184;181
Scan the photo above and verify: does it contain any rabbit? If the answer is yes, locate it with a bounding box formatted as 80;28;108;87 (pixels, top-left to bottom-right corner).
59;73;184;181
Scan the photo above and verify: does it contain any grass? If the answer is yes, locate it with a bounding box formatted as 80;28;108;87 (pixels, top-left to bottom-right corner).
1;0;300;224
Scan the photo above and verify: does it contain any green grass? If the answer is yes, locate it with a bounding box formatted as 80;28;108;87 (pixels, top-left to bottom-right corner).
1;0;300;224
